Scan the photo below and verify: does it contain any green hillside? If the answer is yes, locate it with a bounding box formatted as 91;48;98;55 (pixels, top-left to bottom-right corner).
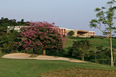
64;37;116;51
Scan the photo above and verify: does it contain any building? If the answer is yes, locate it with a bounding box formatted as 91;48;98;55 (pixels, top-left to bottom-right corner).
59;27;95;38
7;26;95;38
7;26;28;32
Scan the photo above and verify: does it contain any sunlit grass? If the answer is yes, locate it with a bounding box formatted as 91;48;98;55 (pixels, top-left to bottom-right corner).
64;37;116;51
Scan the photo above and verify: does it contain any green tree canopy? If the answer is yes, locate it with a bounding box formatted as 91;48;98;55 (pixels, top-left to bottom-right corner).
67;31;74;36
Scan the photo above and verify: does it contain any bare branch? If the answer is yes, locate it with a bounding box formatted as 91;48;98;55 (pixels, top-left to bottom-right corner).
96;24;109;37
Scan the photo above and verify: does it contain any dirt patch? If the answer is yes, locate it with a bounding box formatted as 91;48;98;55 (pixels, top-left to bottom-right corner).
2;53;31;59
2;53;86;63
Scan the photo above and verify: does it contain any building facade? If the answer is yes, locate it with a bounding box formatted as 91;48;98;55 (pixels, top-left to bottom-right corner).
7;26;95;38
59;27;95;38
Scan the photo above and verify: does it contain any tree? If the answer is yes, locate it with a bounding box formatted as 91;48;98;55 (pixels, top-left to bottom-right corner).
67;31;74;36
0;17;29;27
17;19;29;26
70;40;90;61
0;31;21;53
90;0;116;66
16;22;64;55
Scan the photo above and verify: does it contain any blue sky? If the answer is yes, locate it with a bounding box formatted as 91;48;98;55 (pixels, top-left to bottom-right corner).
0;0;113;35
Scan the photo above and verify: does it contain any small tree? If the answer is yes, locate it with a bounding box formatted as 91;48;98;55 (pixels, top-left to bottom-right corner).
16;22;64;55
67;31;74;36
90;0;116;66
71;40;90;61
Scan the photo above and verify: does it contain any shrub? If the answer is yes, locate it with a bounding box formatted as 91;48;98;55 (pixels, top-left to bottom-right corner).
87;47;111;65
67;31;74;36
0;32;21;53
0;27;7;36
90;36;94;38
68;40;90;61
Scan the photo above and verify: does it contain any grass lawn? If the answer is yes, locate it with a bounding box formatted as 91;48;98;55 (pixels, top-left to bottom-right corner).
64;37;116;51
1;57;116;77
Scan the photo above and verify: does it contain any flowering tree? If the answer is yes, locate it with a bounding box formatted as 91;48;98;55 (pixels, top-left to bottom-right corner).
15;22;64;55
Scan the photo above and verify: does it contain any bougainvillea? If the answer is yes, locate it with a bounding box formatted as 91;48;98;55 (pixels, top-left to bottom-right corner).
15;21;65;54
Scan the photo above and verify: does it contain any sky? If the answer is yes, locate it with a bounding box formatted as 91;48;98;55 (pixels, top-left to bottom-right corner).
0;0;115;35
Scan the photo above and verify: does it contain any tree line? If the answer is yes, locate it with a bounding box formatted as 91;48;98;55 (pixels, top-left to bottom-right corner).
0;17;29;28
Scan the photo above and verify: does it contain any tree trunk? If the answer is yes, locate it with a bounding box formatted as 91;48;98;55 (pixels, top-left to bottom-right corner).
110;29;114;66
81;55;84;61
95;50;97;63
43;50;46;55
32;48;34;54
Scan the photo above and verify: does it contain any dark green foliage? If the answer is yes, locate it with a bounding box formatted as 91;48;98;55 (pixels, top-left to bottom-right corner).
113;37;116;39
46;49;65;57
0;32;21;53
90;36;94;38
0;27;7;36
0;17;29;27
68;40;90;60
67;31;74;36
114;54;116;65
96;45;104;51
87;47;111;65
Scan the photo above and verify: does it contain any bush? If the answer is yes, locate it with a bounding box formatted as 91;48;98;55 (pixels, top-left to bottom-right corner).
67;40;90;61
90;36;94;38
86;47;111;65
46;49;65;57
0;32;21;53
0;27;7;36
67;31;74;36
97;59;111;65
